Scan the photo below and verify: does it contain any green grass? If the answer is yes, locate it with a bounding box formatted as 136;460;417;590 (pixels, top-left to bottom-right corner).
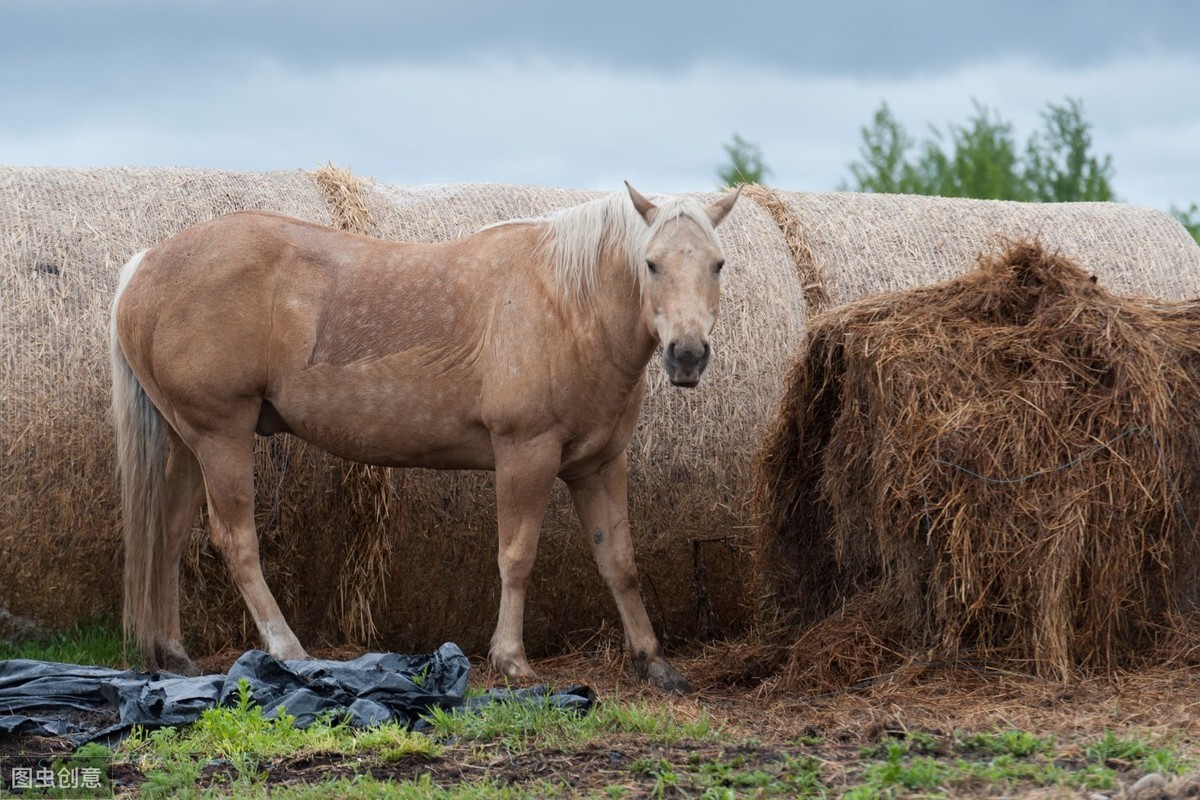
264;774;571;799
91;678;1200;798
9;624;1191;797
122;679;440;798
112;680;728;798
421;692;715;752
627;752;828;799
0;620;127;667
955;729;1055;758
113;698;1200;799
838;728;1195;798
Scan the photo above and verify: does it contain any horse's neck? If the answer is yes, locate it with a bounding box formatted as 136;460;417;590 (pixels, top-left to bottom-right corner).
577;247;657;383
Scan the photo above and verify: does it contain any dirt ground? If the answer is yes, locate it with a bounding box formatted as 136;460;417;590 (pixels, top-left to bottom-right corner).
5;640;1200;797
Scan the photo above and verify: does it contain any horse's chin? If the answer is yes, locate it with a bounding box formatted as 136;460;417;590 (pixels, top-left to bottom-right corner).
665;365;704;388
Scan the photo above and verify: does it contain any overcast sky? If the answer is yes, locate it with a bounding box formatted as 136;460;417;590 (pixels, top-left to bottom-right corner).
2;0;1198;211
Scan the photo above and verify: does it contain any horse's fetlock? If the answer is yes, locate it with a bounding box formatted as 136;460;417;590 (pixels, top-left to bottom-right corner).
629;648;656;679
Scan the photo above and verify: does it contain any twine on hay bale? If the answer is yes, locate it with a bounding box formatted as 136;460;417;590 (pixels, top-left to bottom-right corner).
311;163;393;645
740;183;830;314
312;162;380;238
753;239;1200;689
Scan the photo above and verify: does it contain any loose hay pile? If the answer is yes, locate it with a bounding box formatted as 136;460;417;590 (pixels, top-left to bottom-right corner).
755;240;1200;688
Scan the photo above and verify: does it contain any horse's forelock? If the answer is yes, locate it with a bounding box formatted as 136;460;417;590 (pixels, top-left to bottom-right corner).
541;192;719;303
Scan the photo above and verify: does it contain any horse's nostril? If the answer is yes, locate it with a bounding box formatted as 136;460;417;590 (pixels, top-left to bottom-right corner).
702;343;711;360
667;342;677;360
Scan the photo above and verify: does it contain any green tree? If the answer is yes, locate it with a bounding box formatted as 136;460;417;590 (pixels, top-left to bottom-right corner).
846;103;923;194
718;133;771;187
1023;98;1115;201
844;98;1115;203
1171;203;1200;244
914;101;1028;200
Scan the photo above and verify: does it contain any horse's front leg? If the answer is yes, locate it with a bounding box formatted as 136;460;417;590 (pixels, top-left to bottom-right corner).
488;436;561;680
567;453;691;693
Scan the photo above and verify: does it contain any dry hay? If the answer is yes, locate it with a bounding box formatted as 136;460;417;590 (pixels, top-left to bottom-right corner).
740;184;830;312
752;239;1200;690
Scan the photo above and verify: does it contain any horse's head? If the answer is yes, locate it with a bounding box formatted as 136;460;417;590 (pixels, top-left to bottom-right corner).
626;182;741;387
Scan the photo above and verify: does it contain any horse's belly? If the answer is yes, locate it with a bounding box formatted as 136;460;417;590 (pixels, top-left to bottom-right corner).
272;364;494;470
296;416;494;470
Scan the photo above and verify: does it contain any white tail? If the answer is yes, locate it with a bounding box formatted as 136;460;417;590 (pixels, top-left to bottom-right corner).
110;251;169;668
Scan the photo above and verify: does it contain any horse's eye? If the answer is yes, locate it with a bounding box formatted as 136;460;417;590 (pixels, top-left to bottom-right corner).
715;259;725;274
646;260;658;275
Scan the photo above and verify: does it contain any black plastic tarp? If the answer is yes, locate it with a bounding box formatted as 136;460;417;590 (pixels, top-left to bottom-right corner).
0;643;593;743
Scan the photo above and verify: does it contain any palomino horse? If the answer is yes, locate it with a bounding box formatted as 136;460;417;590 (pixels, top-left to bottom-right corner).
111;183;740;691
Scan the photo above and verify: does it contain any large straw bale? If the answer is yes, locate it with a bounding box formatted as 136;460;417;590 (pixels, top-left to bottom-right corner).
755;239;1200;688
0;167;332;637
772;190;1200;302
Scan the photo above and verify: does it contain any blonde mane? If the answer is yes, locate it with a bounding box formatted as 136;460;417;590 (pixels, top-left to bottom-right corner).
496;192;721;302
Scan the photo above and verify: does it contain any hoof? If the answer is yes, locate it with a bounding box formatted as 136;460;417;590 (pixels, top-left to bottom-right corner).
634;653;692;694
489;646;537;682
156;640;201;677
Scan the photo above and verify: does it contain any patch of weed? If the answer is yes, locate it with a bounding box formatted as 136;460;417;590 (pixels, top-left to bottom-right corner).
0;620;127;667
422;694;713;753
956;729;1054;758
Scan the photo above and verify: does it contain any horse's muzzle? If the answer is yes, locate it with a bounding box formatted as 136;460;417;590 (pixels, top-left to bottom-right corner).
664;340;710;387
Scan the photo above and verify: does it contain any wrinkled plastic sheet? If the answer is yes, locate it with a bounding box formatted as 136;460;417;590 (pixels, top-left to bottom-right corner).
0;643;593;743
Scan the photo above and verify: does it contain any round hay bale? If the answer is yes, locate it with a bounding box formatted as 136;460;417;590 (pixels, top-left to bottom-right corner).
0;166;332;637
755;239;1200;688
0;166;806;658
770;190;1200;302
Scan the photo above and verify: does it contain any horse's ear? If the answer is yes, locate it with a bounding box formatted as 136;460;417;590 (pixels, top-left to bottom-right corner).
706;184;742;228
625;181;658;225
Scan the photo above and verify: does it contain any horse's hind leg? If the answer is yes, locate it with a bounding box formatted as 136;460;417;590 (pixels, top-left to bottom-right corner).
189;431;308;662
153;428;206;675
567;453;690;692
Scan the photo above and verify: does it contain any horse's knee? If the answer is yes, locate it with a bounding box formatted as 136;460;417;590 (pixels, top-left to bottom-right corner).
208;522;258;578
498;543;537;581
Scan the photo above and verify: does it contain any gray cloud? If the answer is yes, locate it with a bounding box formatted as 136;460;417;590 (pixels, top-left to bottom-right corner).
1;1;1198;210
4;0;1198;79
